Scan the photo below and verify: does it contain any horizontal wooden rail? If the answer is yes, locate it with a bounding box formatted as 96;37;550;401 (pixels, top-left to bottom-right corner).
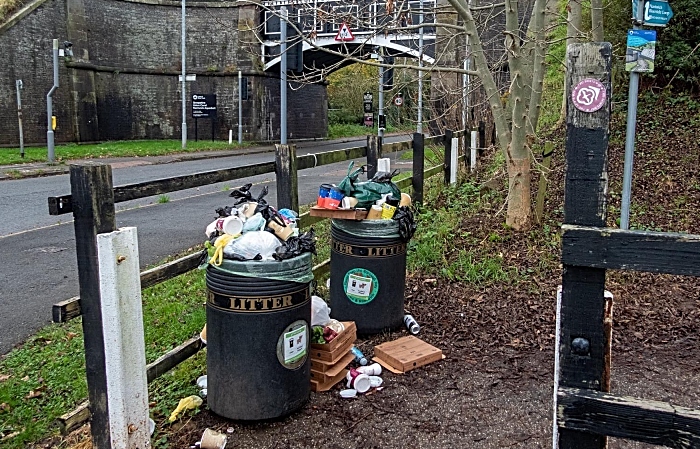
48;161;275;215
557;387;700;447
297;146;366;170
53;250;207;323
562;225;700;276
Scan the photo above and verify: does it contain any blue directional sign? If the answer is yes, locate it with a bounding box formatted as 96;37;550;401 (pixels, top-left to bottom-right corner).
632;0;674;27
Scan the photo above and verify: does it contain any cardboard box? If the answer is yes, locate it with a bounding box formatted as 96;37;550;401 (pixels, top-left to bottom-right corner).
310;351;354;373
309;206;368;220
311;321;357;352
310;368;348;392
373;336;443;374
310;353;351;383
310;334;354;364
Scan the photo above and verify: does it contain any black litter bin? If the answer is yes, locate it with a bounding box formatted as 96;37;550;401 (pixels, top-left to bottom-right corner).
330;219;407;334
205;252;312;420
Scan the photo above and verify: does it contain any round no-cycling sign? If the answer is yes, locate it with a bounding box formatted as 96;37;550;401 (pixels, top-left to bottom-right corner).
393;95;404;107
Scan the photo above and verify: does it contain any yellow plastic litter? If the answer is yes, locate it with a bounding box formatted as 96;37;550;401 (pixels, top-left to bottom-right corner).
208;234;238;266
168;395;203;422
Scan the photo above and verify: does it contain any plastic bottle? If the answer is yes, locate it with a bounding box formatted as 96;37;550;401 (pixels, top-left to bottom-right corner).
350;346;368;365
404;314;420;335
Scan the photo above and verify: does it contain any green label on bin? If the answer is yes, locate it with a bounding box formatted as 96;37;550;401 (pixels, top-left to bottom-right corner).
343;268;379;304
277;320;308;369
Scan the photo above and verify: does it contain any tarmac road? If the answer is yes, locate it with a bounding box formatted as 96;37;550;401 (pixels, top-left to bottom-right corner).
0;134;415;355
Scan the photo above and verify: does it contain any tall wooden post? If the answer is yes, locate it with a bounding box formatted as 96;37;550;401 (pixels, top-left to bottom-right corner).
70;162;117;449
412;133;425;205
367;135;380;179
443;129;453;185
275;143;298;211
556;42;612;449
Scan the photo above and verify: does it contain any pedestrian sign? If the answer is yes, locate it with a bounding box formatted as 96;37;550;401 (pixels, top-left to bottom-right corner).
335;22;355;41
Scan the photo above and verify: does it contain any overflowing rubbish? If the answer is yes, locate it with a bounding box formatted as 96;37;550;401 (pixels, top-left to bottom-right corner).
345;368;371;393
403;314;420;335
356;362;382;376
203;185;315;264
168;395;203;422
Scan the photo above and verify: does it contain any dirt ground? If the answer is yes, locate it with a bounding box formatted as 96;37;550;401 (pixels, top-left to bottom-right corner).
155;98;700;449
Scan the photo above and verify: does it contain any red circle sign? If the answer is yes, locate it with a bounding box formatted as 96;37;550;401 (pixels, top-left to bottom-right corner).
394;96;403;106
571;78;606;113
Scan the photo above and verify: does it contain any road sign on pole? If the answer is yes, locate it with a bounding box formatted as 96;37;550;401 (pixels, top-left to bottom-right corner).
632;0;674;27
335;22;355;41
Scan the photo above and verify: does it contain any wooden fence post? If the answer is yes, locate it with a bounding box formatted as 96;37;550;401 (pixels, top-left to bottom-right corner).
275;144;298;211
70;162;116;449
367;135;380;179
443;129;453;185
412;133;424;205
555;42;612;449
478;121;485;154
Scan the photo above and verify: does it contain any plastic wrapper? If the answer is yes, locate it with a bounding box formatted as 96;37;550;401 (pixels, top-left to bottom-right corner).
337;162;401;209
223;231;280;260
393;206;417;242
311;295;332;327
273;229;317;260
242;213;266;233
211;252;313;284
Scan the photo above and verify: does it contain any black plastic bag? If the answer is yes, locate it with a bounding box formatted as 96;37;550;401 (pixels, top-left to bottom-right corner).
273;229;317;260
215;206;235;218
393;206;417;242
228;183;254;205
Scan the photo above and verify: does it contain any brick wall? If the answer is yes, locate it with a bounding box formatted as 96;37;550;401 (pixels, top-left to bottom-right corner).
0;0;328;145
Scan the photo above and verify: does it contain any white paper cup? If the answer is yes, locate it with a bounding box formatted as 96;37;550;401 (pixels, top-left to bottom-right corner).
199;428;227;449
352;374;371;394
215;216;243;236
243;201;259;218
357;362;382;376
368;376;383;388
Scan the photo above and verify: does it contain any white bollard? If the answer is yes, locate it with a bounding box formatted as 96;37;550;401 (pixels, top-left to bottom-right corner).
229;129;233;145
377;157;391;173
450;137;458;185
97;227;150;449
470;130;478;173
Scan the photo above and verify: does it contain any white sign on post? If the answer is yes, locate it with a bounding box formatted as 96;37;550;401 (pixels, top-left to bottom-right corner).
335;22;355;41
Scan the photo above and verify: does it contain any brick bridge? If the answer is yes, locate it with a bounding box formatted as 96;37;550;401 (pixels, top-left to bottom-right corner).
0;0;466;146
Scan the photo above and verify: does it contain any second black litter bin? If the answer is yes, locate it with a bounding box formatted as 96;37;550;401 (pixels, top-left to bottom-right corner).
330;219;406;334
205;252;312;420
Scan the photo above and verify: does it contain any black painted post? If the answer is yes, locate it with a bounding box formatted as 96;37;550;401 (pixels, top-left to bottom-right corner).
275;143;298;211
444;129;453;185
70;163;116;449
556;42;612;449
478;121;485;155
367;135;379;179
412;133;424;205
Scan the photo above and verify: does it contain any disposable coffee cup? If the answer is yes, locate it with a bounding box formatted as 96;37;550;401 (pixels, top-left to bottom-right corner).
357;362;382;376
215;216;243;236
352;373;371;394
243;201;259;218
341;196;359;209
326;187;344;210
400;192;412;207
268;220;293;241
199;428;227;449
366;205;383;220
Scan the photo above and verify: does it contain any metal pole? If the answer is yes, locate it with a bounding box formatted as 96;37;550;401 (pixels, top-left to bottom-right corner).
16;80;24;158
417;0;424;134
181;0;187;149
47;39;59;163
378;49;384;139
620;0;644;230
280;6;288;145
238;71;243;144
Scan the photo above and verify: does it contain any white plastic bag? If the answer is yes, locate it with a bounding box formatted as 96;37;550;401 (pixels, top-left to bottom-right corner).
311;296;332;327
223;231;281;260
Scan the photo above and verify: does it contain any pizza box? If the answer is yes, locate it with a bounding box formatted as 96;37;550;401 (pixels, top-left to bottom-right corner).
309;206;368;220
310;353;352;383
311;321;357;352
310;351;355;373
310;368;348;392
310;334;354;364
373;336;443;374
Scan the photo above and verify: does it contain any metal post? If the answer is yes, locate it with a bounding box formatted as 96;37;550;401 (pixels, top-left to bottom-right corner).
280;7;288;145
47;39;59;163
378;49;384;139
238;71;243;144
417;0;424;134
620;0;644;230
16;80;24;158
181;0;187;150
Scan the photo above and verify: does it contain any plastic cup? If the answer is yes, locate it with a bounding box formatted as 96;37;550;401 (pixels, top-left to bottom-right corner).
318;184;332;207
326;187;344;209
357;362;382;376
352;374;371;393
368;376;383;388
215;216;243;236
341;196;358;209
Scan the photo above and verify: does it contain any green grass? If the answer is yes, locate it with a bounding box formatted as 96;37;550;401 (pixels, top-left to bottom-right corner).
0;140;253;166
0;0;20;22
157;195;171;204
327;123;407;139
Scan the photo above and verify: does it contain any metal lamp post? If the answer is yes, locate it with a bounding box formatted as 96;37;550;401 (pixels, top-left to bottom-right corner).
181;0;187;149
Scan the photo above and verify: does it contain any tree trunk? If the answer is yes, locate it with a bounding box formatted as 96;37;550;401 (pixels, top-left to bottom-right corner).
506;155;531;229
590;0;604;42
